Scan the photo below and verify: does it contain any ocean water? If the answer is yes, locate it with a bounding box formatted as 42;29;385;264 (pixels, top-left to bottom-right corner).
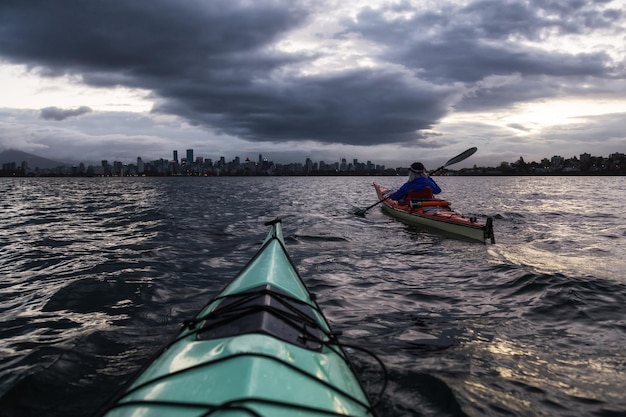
0;175;625;417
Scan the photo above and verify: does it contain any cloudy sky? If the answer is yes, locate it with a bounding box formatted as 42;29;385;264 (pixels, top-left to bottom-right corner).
1;0;624;169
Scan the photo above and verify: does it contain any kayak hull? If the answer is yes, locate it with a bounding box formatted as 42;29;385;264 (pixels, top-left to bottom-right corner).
374;183;494;243
96;219;375;417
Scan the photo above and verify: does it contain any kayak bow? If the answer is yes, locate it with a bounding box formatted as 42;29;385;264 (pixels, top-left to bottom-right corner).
95;218;378;417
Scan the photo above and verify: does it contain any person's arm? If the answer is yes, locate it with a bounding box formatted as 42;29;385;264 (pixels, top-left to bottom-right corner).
389;182;410;200
427;177;442;194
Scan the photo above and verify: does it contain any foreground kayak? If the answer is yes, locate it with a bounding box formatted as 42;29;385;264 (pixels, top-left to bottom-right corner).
374;183;495;243
95;218;377;417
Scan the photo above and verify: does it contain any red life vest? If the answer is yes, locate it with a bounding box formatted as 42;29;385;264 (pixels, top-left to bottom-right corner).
407;186;434;200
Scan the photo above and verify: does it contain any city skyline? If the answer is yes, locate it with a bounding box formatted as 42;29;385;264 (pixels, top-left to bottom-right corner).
2;147;624;176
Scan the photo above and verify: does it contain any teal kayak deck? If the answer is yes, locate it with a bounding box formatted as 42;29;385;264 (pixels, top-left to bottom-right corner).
96;219;377;417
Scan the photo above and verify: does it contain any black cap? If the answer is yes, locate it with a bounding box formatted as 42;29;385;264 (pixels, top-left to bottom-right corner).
409;162;425;173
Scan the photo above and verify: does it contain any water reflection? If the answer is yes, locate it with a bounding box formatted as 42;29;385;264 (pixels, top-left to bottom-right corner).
461;332;625;415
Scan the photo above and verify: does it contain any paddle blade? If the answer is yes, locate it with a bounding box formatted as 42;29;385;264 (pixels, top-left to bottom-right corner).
444;147;477;167
353;208;367;217
353;195;390;217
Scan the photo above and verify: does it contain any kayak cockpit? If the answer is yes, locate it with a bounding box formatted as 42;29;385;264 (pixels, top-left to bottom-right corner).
195;284;325;351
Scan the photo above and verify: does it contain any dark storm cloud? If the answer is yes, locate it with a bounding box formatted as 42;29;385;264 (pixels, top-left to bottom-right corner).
152;67;457;145
40;106;92;121
0;0;303;76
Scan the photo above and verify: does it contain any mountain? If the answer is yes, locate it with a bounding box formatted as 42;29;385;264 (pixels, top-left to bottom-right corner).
0;149;68;170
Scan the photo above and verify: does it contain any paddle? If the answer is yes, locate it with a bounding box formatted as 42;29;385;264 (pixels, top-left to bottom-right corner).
353;195;392;217
428;146;477;175
353;147;478;217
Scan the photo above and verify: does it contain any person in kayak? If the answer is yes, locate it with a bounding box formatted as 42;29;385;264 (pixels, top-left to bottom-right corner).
388;162;442;202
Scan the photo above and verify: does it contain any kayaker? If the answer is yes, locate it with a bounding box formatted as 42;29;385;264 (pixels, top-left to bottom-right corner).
388;162;441;202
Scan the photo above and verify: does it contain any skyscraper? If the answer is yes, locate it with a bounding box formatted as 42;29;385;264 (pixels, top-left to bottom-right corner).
186;149;194;163
173;150;178;163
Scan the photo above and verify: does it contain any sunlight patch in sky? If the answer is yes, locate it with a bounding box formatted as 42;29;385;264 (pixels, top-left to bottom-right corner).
504;99;626;129
445;98;626;137
0;63;153;112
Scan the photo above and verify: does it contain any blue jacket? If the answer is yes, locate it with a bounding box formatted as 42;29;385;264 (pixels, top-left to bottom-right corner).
389;176;441;200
